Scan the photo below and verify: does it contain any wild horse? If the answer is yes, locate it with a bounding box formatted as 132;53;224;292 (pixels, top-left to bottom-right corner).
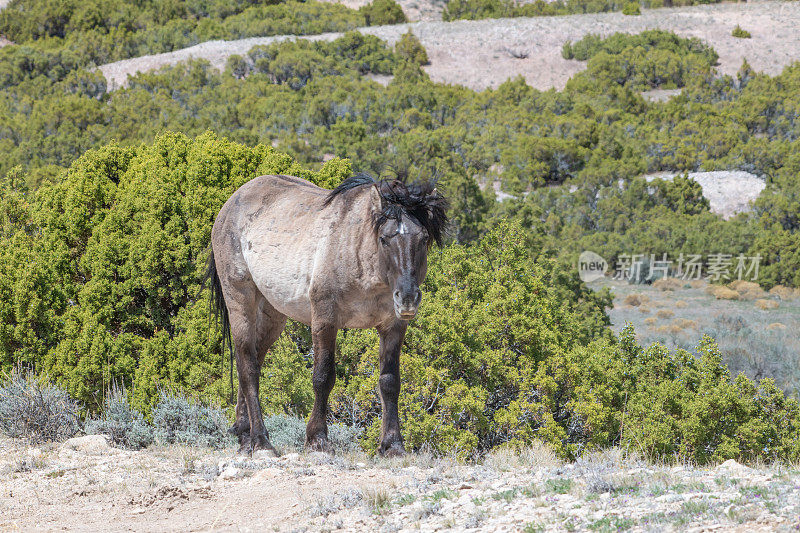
207;173;447;456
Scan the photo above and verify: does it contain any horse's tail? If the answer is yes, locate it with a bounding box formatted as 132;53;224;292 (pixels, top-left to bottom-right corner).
206;245;234;404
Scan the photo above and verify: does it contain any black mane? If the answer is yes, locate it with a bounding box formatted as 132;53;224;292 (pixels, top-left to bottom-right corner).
324;173;449;246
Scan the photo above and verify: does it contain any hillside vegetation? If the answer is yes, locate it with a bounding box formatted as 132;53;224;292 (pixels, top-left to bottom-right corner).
2;2;800;463
442;0;740;21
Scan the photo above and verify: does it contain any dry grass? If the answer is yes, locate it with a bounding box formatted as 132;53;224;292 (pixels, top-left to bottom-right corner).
688;279;706;289
644;317;657;326
707;286;740;300
484;442;561;472
769;285;799;301
671;318;698;331
624;293;650;307
656;309;675;319
653;278;683;292
766;322;787;331
755;299;779;310
638;306;651;314
675;300;688;308
729;280;766;300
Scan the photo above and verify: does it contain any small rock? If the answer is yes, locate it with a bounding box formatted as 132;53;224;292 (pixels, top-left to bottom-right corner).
219;466;241;480
356;462;367;468
253;449;279;460
283;452;300;462
62;435;109;454
27;448;42;459
718;459;751;473
459;482;473;490
251;467;282;482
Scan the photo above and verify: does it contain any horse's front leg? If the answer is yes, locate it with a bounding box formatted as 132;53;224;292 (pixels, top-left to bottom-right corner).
306;320;337;453
377;319;408;457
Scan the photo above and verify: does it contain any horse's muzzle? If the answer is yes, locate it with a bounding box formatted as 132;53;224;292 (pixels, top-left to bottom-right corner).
394;288;421;320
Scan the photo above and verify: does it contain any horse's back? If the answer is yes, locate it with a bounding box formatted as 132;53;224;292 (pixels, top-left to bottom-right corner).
212;174;352;325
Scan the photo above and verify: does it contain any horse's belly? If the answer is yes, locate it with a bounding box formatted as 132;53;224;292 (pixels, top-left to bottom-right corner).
243;244;314;325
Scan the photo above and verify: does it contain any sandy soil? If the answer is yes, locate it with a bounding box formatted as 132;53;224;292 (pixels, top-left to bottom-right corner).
99;1;800;92
642;171;766;219
2;435;799;532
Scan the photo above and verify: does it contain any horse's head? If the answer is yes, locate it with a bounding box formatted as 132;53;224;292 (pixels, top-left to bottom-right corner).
324;174;449;321
373;180;448;321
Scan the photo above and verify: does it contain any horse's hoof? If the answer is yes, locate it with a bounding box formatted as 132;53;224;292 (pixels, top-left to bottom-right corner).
252;434;277;454
305;434;334;454
236;442;252;457
378;442;406;458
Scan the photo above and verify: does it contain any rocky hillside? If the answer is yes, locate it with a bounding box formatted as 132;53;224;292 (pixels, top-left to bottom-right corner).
99;1;800;91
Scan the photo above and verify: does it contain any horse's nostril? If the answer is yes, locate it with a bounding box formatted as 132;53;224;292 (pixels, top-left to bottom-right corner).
393;290;401;300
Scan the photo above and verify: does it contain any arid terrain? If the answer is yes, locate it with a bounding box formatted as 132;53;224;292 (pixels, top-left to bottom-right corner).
2;435;799;532
99;1;800;91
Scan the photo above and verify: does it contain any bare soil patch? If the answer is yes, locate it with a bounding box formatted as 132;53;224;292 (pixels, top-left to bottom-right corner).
99;1;800;92
642;171;766;219
2;436;799;531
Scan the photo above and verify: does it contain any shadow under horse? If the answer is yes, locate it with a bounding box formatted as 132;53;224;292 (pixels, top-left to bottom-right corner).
207;173;448;456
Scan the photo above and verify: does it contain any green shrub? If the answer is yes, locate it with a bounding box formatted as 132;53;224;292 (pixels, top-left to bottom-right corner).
731;25;751;39
359;0;407;25
331;221;614;458
0;369;81;443
622;2;641;15
85;387;154;449
395;30;429;66
152;392;234;449
563;30;718;89
0;132;351;413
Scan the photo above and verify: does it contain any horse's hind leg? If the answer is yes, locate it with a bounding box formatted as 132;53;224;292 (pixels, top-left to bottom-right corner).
228;283;286;456
228;298;287;449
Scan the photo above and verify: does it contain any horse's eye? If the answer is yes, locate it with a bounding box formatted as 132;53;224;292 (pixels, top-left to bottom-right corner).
380;236;388;246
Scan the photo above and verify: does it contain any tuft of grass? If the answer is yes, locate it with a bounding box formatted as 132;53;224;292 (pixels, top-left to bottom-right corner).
708;285;740;300
731;25;751;38
769;285;799;300
363;487;391;515
653;278;683;291
425;488;457;502
588;515;636;531
755;298;779;310
623;293;647;307
545;478;573;494
523;522;545;533
729;280;764;299
395;493;416;506
0;369;81;444
656;309;675;319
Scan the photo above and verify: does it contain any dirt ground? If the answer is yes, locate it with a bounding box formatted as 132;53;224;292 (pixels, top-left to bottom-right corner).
2;435;799;532
99;1;800;91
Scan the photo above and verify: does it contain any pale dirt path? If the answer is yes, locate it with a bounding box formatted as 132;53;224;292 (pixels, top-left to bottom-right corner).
98;1;800;92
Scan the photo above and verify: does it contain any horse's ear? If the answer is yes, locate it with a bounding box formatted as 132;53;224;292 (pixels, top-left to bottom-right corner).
424;186;449;247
